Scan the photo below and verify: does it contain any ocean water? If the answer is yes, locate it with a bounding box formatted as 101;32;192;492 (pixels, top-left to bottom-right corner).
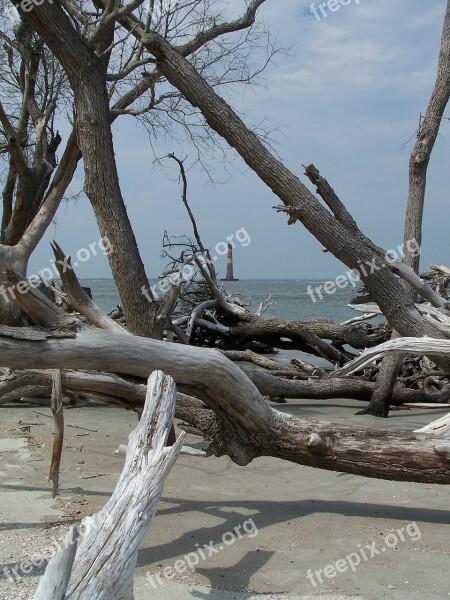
80;278;364;324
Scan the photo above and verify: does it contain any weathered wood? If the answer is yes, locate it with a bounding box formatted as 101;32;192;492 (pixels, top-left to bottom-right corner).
33;370;185;599
49;370;64;498
3;282;450;482
2;364;446;411
33;525;79;600
350;302;450;335
51;241;129;335
2;327;450;482
126;24;450;370
244;367;450;404
337;337;450;377
222;349;301;375
0;324;74;340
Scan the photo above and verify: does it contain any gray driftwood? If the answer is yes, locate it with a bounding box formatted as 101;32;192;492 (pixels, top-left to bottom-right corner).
33;370;184;600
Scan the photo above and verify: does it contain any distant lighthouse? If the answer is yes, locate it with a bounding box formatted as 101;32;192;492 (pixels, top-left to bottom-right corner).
221;243;239;281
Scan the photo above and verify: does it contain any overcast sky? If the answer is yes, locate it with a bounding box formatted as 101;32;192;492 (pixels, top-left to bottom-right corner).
28;0;450;281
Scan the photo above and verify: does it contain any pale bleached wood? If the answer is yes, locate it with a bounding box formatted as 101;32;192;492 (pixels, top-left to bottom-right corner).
51;241;130;335
33;370;185;600
349;302;450;335
415;412;450;436
3;327;450;483
336;336;450;377
114;443;207;458
33;525;79;600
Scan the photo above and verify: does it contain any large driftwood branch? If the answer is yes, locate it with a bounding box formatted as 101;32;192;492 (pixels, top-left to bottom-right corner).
2;326;450;483
242;368;450;405
350;302;450;336
52;242;179;339
304;164;450;312
5;271;79;331
2;364;447;409
33;370;185;600
391;261;450;311
337;337;450;377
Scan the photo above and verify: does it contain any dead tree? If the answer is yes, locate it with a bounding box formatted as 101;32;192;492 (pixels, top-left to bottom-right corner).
122;19;450;372
17;0;450;360
159;156;389;361
17;0;276;337
1;279;450;484
0;20;75;325
361;0;450;417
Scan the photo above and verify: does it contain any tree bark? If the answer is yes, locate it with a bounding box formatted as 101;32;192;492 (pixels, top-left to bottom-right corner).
19;1;159;337
404;0;450;273
49;369;64;498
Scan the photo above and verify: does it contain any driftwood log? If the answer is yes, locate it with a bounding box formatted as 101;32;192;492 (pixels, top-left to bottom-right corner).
33;370;185;600
1;276;450;483
336;337;450;377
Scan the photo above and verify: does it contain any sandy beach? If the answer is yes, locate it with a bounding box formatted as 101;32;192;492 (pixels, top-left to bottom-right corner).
1;398;449;600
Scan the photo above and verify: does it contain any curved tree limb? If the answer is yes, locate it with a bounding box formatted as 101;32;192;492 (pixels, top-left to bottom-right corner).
2;281;450;483
337;337;450;377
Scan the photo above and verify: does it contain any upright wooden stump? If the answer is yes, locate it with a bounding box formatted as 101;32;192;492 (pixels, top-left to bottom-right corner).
33;370;185;600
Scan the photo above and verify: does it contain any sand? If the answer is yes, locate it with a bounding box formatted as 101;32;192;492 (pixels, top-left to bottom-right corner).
1;398;450;600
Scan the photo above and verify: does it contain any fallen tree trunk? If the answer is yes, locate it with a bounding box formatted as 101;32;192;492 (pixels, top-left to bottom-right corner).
2;325;450;483
33;370;185;600
223;315;388;360
243;368;450;404
3;363;448;410
2;278;450;483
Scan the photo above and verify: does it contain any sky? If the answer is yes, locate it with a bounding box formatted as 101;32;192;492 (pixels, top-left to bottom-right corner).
28;0;450;281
